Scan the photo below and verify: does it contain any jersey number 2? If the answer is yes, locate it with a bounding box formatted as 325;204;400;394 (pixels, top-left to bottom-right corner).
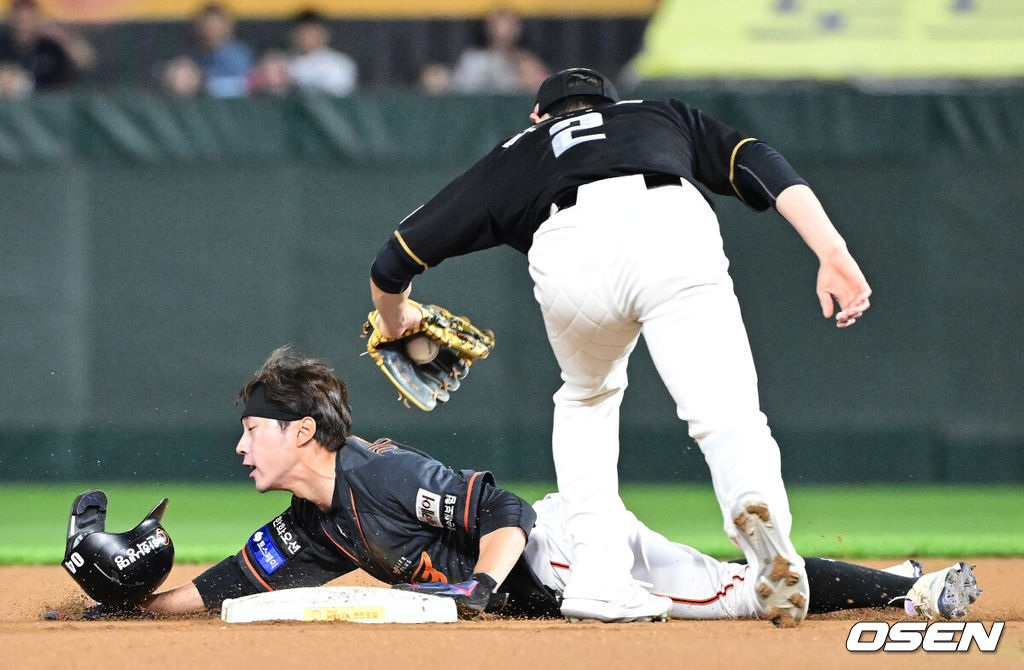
549;112;605;158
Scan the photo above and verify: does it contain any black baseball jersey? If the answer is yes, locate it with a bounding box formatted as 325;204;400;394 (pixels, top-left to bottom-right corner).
192;435;560;617
370;99;807;294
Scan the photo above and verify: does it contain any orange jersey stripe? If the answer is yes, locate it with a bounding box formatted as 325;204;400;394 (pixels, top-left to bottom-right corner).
463;471;483;532
349;489;372;553
320;523;359;563
241;547;274;592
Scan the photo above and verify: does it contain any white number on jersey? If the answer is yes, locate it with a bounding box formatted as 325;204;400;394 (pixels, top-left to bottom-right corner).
549;112;605;158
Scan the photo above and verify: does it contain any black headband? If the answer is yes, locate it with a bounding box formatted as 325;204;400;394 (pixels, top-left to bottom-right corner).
241;384;306;422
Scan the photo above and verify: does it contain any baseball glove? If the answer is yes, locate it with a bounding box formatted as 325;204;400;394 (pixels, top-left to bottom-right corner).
362;301;495;411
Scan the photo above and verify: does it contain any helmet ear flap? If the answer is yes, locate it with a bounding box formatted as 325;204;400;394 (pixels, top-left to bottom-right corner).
66;489;108;553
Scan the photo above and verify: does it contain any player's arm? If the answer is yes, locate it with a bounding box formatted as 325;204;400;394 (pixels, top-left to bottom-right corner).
474;525;528;586
673;101;871;327
392;466;535;615
369;149;514;336
141;581;204;614
186;504;357;612
670;100;806;210
776;184;871;327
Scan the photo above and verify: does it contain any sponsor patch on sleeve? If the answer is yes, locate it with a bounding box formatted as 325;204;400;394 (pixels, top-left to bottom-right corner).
247;526;287;574
415;488;442;528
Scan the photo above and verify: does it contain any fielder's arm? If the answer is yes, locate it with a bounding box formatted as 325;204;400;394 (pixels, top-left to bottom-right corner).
775;184;872;328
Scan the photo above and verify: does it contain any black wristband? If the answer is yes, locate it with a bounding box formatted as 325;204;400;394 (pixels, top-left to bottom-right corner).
472;572;498;591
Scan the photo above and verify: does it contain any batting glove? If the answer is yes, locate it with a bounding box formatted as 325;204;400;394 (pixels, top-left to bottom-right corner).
392;572;507;616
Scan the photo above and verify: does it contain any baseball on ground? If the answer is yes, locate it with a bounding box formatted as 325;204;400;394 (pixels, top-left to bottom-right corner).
406;336;439;364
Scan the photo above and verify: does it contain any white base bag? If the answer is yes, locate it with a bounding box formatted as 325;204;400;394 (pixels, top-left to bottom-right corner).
221;586;458;624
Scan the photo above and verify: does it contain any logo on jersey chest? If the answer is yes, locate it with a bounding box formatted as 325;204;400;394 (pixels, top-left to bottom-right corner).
416;489;442;527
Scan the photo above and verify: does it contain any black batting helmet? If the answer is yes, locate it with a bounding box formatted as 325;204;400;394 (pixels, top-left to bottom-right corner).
62;489;175;606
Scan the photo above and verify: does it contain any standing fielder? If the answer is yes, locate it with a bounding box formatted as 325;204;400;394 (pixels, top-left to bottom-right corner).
68;348;979;624
369;68;872;624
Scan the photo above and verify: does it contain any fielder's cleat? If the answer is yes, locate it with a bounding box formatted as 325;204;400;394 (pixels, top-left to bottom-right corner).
882;559;923;579
898;562;981;619
732;497;809;628
561;584;672;623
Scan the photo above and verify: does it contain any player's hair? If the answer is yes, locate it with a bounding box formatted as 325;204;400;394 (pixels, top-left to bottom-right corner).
237;345;352;452
544;94;614;118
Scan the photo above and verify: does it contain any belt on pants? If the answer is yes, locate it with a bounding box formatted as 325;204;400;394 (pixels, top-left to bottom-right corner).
551;173;683;213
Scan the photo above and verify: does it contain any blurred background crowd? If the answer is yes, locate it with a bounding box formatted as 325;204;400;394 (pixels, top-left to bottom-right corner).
0;0;623;99
1;0;1021;100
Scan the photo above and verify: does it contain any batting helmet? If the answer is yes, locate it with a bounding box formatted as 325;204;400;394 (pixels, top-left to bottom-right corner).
62;489;175;606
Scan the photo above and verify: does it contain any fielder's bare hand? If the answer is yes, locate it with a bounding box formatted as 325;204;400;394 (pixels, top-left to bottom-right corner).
817;246;871;328
369;280;424;338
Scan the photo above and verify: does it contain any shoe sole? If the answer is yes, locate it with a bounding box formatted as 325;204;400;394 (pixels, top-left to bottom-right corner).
733;500;809;628
959;562;982;604
937;563;981;619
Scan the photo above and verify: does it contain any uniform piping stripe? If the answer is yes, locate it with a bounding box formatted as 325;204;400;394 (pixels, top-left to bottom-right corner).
464;471;483;532
350;489;372;554
547;559;744;606
320;523;359;563
241;547;274;592
394;231;428;270
656;574;746;606
729;137;757;202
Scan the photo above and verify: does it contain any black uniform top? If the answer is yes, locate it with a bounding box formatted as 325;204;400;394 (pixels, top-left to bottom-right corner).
371;98;807;294
193;435;560;618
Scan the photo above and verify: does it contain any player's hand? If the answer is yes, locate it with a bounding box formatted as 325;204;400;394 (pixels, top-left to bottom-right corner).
816;246;871;328
374;301;423;339
392;573;507;617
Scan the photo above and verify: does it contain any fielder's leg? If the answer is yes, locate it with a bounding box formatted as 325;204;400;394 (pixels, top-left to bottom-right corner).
634;184;808;626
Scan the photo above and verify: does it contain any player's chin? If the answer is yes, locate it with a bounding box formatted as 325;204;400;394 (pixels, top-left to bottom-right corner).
249;467;269;491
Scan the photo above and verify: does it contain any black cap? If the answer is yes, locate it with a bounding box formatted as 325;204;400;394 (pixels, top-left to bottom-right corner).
534;67;619;117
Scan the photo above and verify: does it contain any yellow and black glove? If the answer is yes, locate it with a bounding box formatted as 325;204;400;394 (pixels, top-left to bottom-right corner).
363;301;495;411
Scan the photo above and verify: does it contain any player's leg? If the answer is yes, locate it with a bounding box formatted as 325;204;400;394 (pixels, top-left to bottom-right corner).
622;509;761;620
528;207;671;622
634;184;807;625
802;557;915;613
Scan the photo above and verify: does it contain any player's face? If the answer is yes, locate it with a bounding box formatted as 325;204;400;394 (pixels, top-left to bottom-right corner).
236;416;300;492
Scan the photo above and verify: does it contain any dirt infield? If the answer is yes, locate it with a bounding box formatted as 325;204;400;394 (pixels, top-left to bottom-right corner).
4;559;1022;670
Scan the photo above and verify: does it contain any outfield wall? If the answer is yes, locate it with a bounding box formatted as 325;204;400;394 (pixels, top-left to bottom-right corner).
1;86;1022;483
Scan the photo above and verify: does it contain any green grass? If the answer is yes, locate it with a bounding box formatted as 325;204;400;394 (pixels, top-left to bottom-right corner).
1;483;1021;564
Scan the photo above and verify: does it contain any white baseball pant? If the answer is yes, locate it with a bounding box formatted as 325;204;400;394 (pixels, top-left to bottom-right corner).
527;174;792;601
525;493;760;619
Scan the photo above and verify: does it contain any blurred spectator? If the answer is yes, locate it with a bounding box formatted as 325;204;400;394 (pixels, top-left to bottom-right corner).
418;62;452;96
192;3;253;98
0;60;30;98
0;0;95;90
249;49;293;96
287;9;357;96
449;9;549;93
159;55;203;98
